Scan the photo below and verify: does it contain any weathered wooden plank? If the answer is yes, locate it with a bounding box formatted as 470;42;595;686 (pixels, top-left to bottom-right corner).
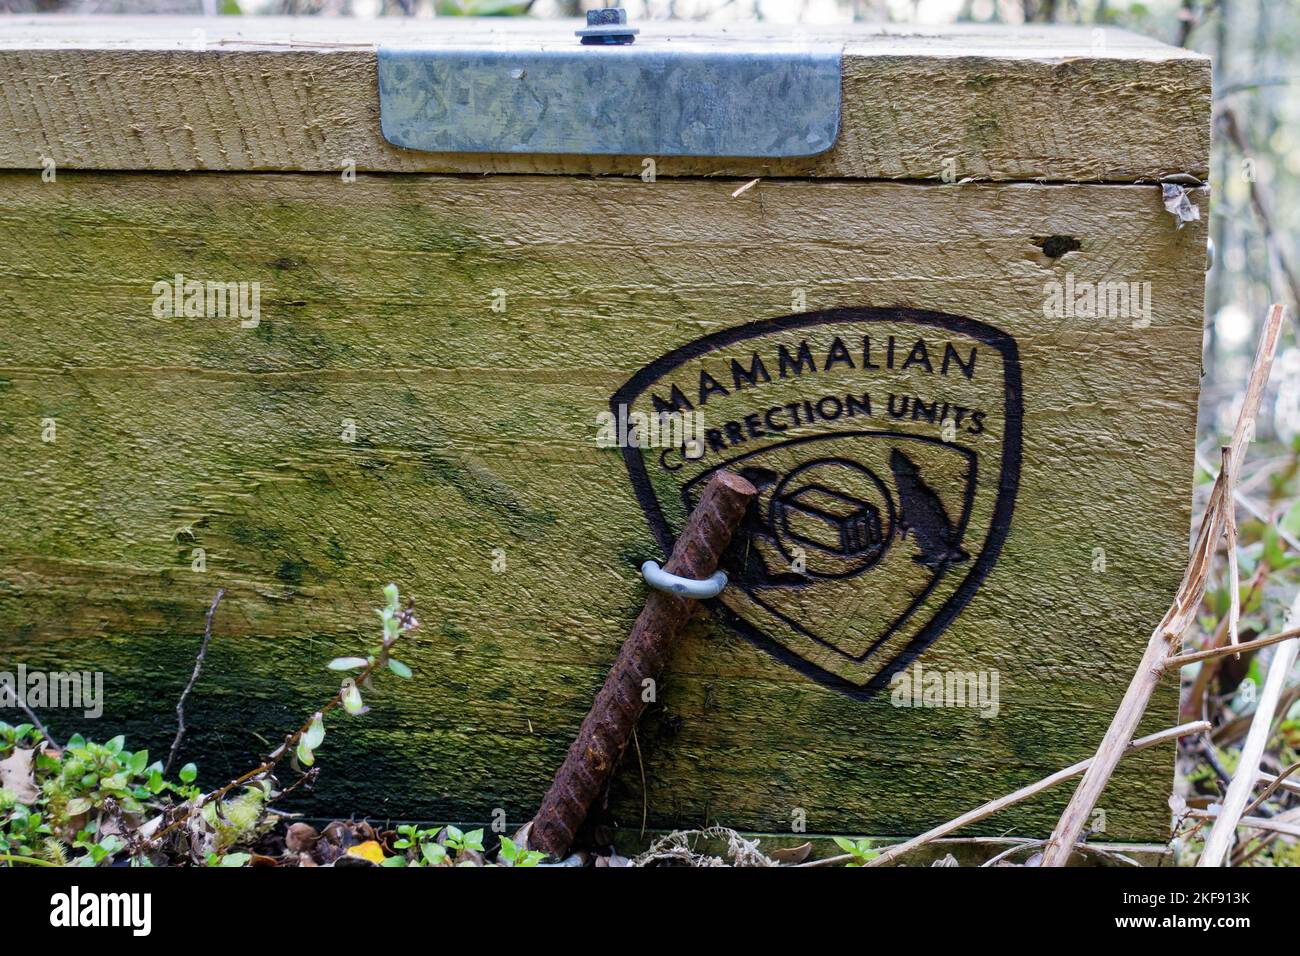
0;17;1209;182
0;172;1202;838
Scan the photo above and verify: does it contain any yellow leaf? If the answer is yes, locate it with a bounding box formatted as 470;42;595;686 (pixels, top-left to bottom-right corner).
347;840;386;864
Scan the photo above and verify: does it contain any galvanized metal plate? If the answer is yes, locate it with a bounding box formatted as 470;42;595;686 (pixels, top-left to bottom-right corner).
376;41;842;158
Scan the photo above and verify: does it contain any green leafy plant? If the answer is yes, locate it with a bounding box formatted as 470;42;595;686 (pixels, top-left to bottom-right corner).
832;836;879;867
1;719;202;867
388;823;487;867
442;824;484;854
497;835;544;867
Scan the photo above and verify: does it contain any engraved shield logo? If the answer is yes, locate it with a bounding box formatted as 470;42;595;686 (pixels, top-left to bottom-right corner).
612;307;1023;698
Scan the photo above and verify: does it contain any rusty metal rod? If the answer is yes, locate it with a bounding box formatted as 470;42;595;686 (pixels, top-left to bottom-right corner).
528;469;757;859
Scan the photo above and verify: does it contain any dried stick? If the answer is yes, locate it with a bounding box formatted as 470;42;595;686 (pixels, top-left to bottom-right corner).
1166;623;1300;670
1194;450;1300;555
1193;811;1300;841
14;700;57;750
1257;767;1300;799
801;721;1208;868
1198;589;1300;866
529;469;757;859
1231;805;1300;864
165;588;225;777
1182;562;1268;719
1213;683;1300;746
1241;759;1300;818
1221;448;1241;656
1041;304;1286;867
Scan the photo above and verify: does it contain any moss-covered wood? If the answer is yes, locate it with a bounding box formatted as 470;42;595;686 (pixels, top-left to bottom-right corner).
0;171;1203;839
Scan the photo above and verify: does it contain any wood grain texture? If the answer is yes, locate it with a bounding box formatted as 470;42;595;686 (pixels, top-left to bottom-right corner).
0;17;1209;182
0;171;1204;839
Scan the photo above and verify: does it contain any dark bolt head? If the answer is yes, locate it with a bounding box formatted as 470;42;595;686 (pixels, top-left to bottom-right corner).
576;7;638;45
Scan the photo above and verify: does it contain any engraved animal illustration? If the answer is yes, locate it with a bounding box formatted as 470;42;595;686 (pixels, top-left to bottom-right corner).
887;448;970;572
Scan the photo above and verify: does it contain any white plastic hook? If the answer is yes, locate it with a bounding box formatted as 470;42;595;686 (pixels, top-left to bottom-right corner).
640;560;728;599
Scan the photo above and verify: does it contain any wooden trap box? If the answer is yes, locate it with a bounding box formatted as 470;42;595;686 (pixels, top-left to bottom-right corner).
0;17;1209;842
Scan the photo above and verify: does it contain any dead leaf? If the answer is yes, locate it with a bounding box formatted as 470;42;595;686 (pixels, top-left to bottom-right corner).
931;853;959;867
346;840;386;864
1161;183;1201;229
285;822;319;854
0;747;38;804
769;842;813;865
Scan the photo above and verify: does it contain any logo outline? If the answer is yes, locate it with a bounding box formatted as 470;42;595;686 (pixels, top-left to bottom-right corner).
612;306;1023;700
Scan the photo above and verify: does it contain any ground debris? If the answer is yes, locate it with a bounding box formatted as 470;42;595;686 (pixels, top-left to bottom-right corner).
634;826;779;867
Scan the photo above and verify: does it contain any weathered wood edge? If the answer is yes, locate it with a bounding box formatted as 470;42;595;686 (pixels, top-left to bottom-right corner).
0;17;1210;182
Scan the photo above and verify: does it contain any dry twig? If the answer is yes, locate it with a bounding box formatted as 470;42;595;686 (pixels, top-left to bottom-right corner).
165;588;225;777
801;721;1208;868
1199;589;1300;865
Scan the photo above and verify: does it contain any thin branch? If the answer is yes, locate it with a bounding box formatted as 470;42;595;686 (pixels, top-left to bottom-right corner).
800;721;1208;868
165;588;225;777
1167;623;1300;670
1191;811;1300;841
1221;447;1241;656
1183;561;1268;720
1199;590;1300;866
1213;683;1300;746
15;700;57;750
1257;767;1300;799
1194;449;1300;555
1231;806;1300;865
1242;760;1300;819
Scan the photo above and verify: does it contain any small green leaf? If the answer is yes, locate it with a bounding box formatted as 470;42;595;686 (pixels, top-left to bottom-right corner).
421;842;447;866
304;713;326;750
179;762;198;784
295;738;315;767
105;735;125;755
327;656;368;671
387;658;412;679
341;679;366;715
383;583;400;610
